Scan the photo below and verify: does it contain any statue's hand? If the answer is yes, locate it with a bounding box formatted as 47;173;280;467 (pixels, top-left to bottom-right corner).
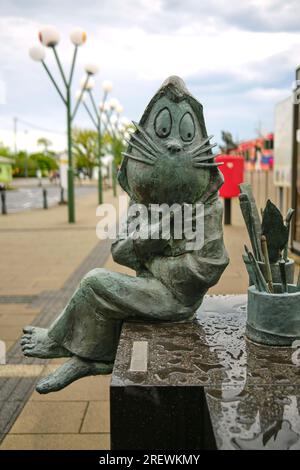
132;221;170;258
112;236;144;271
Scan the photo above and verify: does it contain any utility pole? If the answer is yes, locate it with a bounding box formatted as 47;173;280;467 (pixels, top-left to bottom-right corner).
24;129;28;178
13;117;18;156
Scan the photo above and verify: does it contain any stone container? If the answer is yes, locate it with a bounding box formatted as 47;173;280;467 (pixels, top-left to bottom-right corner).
243;256;294;286
246;283;300;346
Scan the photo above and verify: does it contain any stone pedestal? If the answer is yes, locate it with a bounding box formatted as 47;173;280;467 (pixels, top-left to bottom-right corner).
110;295;300;450
110;316;217;450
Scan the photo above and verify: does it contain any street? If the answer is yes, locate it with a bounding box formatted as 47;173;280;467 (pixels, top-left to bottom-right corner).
4;185;96;213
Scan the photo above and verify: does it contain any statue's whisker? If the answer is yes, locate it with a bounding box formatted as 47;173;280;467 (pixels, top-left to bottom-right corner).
132;121;161;153
191;143;217;157
192;153;216;163
125;139;157;162
122;152;154;166
193;162;223;168
200;134;214;147
189;135;214;155
129;133;157;159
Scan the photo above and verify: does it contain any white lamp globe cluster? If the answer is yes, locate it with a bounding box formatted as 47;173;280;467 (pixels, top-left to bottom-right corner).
29;26;87;63
102;80;113;93
29;24;125;140
29;45;46;62
107;97;124;115
80;75;95;90
116;104;124;114
70;28;87;46
108;97;120;110
99;102;109;112
38;25;60;47
84;63;99;75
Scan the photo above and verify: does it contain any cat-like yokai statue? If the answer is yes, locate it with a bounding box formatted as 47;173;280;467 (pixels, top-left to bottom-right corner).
21;76;229;393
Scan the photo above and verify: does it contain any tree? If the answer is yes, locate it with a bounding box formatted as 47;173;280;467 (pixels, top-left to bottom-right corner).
37;137;53;154
72;127;127;181
12;151;33;177
219;131;238;154
72;128;98;177
12;151;58;177
30;152;58;173
0;143;12;158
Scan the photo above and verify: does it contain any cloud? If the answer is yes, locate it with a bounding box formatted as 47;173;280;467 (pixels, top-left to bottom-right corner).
0;0;299;151
160;0;300;33
3;0;300;33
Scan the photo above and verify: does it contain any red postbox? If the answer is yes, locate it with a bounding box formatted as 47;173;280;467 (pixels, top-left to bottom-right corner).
215;154;244;224
215;154;244;198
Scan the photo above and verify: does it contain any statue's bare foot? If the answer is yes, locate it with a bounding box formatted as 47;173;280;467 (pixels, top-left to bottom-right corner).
21;326;71;358
36;356;113;394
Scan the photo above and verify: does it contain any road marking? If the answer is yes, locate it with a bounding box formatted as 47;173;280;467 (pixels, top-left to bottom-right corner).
129;341;148;372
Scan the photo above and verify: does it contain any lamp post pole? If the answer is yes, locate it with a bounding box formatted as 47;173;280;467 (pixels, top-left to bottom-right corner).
78;80;113;205
66;85;75;222
29;26;87;223
111;124;118;198
87;88;105;205
97;114;103;205
104;105;123;197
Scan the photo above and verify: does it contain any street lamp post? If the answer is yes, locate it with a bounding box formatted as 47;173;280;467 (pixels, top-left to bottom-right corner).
78;78;113;204
29;25;88;223
104;99;125;197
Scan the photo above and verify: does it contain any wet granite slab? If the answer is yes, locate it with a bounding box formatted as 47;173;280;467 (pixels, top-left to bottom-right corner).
110;295;300;450
206;384;300;449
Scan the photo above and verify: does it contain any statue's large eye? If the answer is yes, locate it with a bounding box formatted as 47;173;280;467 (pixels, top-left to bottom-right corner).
179;112;195;142
154;107;172;138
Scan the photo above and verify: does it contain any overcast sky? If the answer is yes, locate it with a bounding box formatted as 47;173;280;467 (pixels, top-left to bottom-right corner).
0;0;299;152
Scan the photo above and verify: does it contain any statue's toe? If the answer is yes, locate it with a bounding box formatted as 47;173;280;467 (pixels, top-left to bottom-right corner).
36;372;65;394
23;347;35;356
36;378;52;394
23;326;34;334
22;343;34;350
20;335;31;345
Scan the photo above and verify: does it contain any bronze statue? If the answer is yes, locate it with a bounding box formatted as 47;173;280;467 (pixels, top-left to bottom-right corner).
21;76;229;393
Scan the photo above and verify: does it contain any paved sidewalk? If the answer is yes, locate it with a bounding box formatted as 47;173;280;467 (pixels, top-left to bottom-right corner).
0;188;121;450
0;194;288;450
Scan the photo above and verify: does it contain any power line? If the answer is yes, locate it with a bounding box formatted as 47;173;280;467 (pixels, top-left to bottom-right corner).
16;118;66;135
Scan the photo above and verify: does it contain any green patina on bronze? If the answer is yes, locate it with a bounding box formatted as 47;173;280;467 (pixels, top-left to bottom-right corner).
20;76;229;393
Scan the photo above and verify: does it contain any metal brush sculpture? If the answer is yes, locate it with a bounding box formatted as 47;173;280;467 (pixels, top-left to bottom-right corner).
21;76;229;393
239;184;300;346
239;184;295;286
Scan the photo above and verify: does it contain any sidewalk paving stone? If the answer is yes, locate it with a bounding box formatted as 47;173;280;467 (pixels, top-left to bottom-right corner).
81;402;110;434
9;402;88;434
0;433;110;450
